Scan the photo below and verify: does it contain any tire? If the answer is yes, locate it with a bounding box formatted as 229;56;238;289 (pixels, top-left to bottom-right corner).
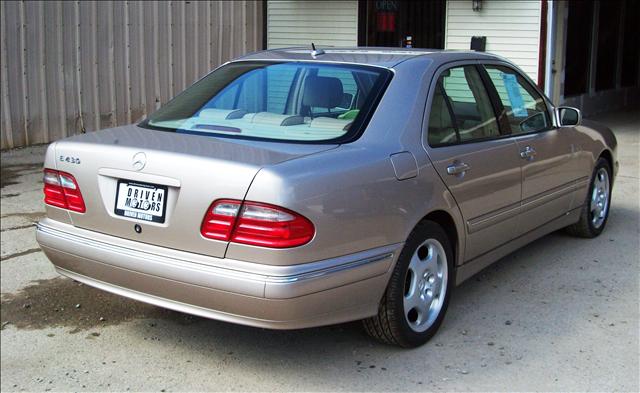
363;220;454;348
566;157;612;238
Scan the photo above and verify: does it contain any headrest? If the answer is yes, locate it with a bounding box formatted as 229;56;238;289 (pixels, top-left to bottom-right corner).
302;76;344;108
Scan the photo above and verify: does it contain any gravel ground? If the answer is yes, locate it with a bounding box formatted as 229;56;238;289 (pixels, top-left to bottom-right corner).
1;110;638;392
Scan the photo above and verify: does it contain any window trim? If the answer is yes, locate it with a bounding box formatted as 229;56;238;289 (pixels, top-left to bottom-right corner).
423;60;559;150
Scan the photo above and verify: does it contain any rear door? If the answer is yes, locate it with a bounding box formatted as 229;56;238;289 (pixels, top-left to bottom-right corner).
424;64;522;261
481;64;578;235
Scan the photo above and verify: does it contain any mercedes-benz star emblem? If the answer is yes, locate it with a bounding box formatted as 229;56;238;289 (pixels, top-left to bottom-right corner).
132;152;146;171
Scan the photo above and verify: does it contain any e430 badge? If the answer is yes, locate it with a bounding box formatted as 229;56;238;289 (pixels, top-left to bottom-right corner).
59;155;81;164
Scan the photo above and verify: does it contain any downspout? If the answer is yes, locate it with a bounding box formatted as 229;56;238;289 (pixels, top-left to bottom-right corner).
544;1;557;102
537;0;547;90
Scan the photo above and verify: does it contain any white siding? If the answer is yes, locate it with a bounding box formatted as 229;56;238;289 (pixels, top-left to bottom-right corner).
267;0;358;48
444;0;542;82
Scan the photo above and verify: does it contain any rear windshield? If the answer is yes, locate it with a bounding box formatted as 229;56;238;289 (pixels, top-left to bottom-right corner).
141;61;392;143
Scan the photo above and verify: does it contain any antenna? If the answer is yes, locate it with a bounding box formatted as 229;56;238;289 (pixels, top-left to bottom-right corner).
310;42;325;57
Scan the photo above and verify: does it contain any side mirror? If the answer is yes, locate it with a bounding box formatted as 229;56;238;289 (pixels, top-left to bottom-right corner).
555;106;581;127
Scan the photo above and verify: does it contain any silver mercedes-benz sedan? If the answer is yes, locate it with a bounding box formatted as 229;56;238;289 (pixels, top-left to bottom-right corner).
36;48;618;347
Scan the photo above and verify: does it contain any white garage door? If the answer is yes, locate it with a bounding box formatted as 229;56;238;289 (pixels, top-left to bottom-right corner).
267;0;358;49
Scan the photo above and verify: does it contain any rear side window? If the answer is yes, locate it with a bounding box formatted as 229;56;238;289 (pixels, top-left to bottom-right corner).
427;81;457;146
427;66;500;146
483;65;551;134
142;61;391;143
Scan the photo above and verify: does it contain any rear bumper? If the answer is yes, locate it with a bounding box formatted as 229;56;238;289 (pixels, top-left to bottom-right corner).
36;218;399;329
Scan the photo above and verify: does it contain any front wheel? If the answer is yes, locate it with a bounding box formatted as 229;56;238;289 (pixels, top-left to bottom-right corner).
363;220;453;348
566;157;612;238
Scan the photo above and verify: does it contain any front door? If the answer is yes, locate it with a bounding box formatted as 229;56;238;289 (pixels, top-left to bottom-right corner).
425;65;522;261
481;64;577;235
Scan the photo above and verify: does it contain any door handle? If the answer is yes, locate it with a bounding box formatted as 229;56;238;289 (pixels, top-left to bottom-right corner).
447;162;471;176
520;146;537;160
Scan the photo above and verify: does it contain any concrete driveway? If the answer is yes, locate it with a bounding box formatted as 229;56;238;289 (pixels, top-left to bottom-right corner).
1;110;638;392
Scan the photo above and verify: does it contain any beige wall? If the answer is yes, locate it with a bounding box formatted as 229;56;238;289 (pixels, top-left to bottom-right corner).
0;1;264;149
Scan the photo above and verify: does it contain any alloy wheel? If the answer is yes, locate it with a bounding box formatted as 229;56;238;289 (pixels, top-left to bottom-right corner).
403;238;448;333
590;167;610;229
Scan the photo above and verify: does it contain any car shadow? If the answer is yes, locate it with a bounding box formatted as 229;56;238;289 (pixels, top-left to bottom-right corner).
120;203;637;369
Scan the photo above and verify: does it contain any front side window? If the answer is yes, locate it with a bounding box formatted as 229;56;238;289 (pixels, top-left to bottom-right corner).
142;61;391;143
483;65;551;134
427;65;500;146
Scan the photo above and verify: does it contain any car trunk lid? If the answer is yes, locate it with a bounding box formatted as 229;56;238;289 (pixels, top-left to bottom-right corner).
52;125;336;258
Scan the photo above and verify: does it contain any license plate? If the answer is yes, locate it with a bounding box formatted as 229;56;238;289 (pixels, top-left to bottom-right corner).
114;180;168;223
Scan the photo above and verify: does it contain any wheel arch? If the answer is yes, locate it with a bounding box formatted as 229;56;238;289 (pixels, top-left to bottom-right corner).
417;210;460;268
596;148;616;187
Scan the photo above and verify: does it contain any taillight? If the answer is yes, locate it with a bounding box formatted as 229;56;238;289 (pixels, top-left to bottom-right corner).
43;169;86;213
233;202;315;248
201;200;314;248
201;199;241;241
43;170;67;209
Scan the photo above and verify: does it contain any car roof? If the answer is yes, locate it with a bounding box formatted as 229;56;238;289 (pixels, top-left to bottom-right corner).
236;46;507;68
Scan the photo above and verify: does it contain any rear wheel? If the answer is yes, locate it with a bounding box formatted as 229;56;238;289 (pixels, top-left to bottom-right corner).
363;220;453;348
566;158;612;238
